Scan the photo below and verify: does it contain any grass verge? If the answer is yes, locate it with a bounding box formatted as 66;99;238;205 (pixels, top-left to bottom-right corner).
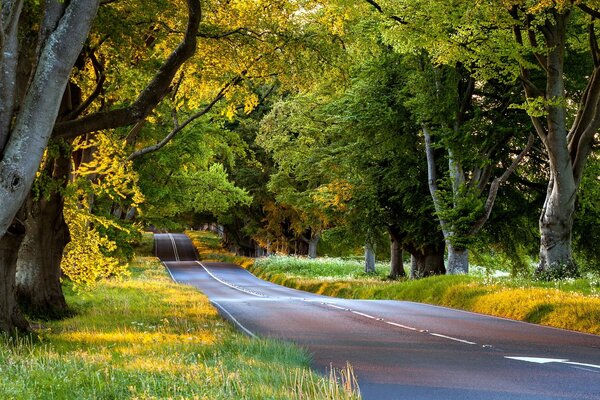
0;234;360;400
188;231;600;336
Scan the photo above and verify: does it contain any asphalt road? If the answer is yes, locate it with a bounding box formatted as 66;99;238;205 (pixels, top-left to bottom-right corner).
155;233;600;400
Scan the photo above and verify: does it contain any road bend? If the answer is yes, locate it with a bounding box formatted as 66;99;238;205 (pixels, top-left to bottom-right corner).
155;233;600;400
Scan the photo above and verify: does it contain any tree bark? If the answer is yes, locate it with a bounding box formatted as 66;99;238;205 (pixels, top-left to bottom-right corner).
446;244;469;275
408;245;445;279
0;0;100;334
364;241;376;273
0;223;29;333
537;175;577;276
423;125;470;275
16;191;70;319
389;230;405;279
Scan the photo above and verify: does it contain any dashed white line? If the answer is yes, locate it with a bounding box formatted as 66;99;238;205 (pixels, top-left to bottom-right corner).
429;332;477;345
321;302;478;346
385;321;419;331
352;311;378;320
326;303;348;310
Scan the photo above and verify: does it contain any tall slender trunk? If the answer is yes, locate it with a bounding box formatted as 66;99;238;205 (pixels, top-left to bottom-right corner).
16;193;70;319
364;241;376;273
423;125;469;274
389;230;405;279
0;224;29;333
408;245;445;279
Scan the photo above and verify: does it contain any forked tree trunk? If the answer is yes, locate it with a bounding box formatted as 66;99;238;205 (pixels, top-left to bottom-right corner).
0;224;29;333
409;245;445;279
16;193;70;319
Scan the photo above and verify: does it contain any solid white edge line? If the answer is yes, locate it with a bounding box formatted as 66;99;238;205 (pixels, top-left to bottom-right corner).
429;332;477;345
162;262;178;283
196;261;264;297
385;321;418;331
212;300;257;338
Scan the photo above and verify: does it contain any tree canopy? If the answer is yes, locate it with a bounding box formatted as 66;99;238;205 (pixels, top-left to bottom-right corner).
1;0;600;333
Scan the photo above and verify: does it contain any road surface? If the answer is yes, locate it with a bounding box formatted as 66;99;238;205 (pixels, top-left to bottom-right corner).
155;233;600;400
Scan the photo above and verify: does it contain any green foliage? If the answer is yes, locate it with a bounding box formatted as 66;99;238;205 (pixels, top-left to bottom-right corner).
435;182;485;248
574;154;600;273
61;204;131;289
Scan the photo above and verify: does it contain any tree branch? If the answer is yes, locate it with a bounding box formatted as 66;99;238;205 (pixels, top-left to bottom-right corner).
470;133;535;235
126;75;241;161
590;22;600;67
62;51;105;120
53;0;201;139
364;0;407;24
578;3;600;20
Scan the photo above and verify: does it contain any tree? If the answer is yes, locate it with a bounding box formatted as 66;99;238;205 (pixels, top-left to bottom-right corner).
366;0;600;276
0;0;102;332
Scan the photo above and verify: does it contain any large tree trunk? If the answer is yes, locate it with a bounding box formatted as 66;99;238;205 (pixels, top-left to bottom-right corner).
389;230;405;279
537;176;577;276
0;1;100;333
409;245;445;279
0;224;29;333
446;244;469;275
16;193;70;319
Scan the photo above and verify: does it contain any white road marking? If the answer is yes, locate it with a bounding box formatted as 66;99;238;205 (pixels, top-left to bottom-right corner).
351;311;377;320
197;261;265;297
505;357;568;364
167;233;180;261
212;300;257;338
385;321;419;331
326;304;348;310
322;302;478;346
160;237;484;348
429;332;477;345
505;356;600;371
162;262;178;283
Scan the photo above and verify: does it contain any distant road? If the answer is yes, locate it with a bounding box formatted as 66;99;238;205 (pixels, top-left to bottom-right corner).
155;233;600;400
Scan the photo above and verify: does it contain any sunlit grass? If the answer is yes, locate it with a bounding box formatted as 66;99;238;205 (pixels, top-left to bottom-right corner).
250;256;600;334
185;232;599;336
0;234;360;400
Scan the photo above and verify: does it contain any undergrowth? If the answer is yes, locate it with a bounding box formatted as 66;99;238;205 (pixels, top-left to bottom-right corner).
0;233;360;400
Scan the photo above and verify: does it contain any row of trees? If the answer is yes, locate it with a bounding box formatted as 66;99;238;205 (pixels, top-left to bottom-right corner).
1;0;600;334
214;0;600;280
0;0;332;333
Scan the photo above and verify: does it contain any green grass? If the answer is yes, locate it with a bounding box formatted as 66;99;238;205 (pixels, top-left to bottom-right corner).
249;256;600;335
185;232;600;336
0;234;360;400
